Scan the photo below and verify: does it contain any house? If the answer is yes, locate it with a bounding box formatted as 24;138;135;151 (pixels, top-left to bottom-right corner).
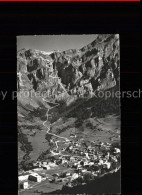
42;161;48;166
59;171;67;178
52;173;59;177
98;159;104;165
89;162;94;166
32;161;39;168
77;167;83;173
84;153;90;159
81;169;87;173
42;165;50;170
48;162;57;167
20;182;29;189
68;162;74;167
70;173;79;181
66;172;71;176
106;142;111;146
111;156;118;162
53;155;60;160
62;159;68;164
28;173;42;182
77;164;82;168
56;159;62;165
70;157;76;162
84;161;89;166
105;152;110;159
64;156;70;160
74;162;78;166
39;172;48;178
18;174;29;182
37;161;42;167
104;162;111;169
32;168;43;172
69;146;73;150
62;177;70;182
70;134;76;138
55;178;62;183
114;148;120;153
80;152;84;155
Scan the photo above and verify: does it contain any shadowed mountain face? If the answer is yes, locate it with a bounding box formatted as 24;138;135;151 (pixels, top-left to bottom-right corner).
17;34;120;167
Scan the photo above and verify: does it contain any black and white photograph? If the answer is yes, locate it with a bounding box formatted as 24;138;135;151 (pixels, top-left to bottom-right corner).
17;34;121;194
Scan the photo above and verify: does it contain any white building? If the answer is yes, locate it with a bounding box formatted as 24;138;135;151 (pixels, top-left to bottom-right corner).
70;157;76;162
111;156;118;162
98;159;104;165
62;159;68;164
81;169;87;173
114;148;120;153
105;162;111;169
106;152;110;159
84;153;90;160
20;181;29;189
77;164;82;168
42;161;48;166
89;162;94;166
66;172;71;176
18;174;29;182
42;165;51;170
93;155;98;160
48;162;57;167
32;168;43;172
70;173;79;181
28;173;42;182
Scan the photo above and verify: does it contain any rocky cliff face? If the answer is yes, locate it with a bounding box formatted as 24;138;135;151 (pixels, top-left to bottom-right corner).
17;34;120;101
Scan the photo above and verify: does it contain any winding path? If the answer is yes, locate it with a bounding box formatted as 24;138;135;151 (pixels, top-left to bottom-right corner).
42;98;70;142
42;74;70;154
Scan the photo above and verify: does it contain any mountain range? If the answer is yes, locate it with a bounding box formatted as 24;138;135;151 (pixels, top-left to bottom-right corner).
17;34;120;169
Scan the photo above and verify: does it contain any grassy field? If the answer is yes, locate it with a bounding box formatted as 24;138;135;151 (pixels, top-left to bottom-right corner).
18;115;50;165
51;114;120;144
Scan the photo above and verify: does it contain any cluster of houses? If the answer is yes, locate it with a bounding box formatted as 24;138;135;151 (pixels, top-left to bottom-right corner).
18;140;120;190
19;172;42;190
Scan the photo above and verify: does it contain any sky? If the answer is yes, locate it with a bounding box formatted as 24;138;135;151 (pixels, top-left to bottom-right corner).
17;35;97;53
